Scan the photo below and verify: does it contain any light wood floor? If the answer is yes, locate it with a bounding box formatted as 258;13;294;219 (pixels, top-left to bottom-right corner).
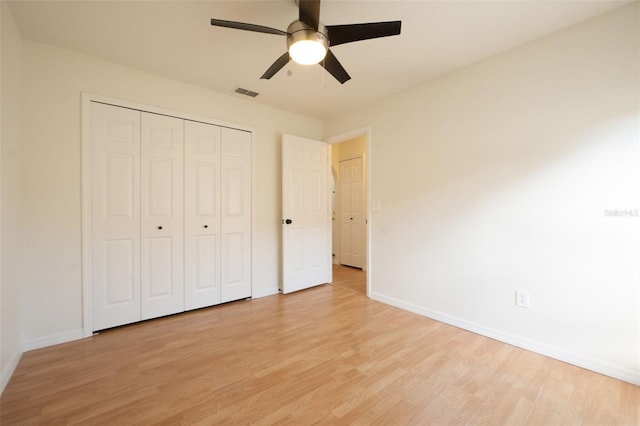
2;285;638;425
331;264;366;296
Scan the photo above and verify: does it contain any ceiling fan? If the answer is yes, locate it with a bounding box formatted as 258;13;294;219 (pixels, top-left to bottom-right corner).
210;0;401;84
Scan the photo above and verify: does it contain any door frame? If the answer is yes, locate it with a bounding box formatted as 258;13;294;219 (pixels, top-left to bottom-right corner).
81;92;256;338
327;127;372;297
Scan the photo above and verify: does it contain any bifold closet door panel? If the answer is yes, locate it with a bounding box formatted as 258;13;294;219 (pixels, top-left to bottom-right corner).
91;103;142;330
184;121;222;310
90;101;252;329
220;127;252;303
140;112;185;320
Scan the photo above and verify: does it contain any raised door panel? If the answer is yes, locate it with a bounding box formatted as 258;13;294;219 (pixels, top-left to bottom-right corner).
141;112;184;320
306;148;329;277
91;102;141;330
220;127;252;303
184;121;222;310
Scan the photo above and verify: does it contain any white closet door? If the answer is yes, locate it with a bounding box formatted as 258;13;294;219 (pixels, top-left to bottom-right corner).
91;102;141;330
220;128;252;302
140;112;185;320
184;121;221;310
339;157;364;268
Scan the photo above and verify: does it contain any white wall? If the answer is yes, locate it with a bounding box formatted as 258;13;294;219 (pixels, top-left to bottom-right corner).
18;40;322;349
325;4;639;385
1;1;24;392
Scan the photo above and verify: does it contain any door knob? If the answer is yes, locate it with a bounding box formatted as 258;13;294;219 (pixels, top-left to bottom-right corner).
157;226;163;230
204;225;208;228
285;219;293;225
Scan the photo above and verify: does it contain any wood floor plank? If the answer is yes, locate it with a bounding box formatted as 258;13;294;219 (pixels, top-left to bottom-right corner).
2;284;638;425
331;264;366;295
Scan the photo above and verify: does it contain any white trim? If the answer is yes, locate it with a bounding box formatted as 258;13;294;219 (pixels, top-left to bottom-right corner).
327;140;333;285
1;350;22;394
81;92;256;337
370;291;640;387
81;93;93;337
326;126;372;297
250;130;257;303
23;329;86;352
327;127;371;145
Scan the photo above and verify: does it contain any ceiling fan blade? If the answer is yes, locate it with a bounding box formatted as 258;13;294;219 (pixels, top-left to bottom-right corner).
326;21;401;47
261;52;291;80
299;0;321;30
210;18;287;36
321;50;351;84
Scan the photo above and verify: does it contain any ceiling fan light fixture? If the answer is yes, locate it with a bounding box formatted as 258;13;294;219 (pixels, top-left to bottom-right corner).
287;20;329;65
289;40;327;65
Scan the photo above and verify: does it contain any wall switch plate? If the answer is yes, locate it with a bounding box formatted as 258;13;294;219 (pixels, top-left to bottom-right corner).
515;290;530;308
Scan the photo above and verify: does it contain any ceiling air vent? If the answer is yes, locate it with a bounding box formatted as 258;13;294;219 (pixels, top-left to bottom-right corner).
234;87;259;98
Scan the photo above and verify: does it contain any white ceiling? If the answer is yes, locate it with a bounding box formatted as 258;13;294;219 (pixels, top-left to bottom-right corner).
8;0;629;120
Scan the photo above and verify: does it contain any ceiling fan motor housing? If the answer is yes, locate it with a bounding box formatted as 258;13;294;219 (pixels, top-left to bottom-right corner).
287;20;329;52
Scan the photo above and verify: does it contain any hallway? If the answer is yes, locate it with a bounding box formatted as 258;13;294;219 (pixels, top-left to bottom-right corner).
330;264;366;296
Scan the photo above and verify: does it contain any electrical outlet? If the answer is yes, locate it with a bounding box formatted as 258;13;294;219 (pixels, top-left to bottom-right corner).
515;290;530;308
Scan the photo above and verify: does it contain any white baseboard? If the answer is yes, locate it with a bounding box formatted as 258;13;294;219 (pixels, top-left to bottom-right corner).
1;350;22;394
252;286;279;299
370;291;640;387
23;328;85;352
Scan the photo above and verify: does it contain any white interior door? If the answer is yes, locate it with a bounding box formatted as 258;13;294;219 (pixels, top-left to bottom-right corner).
282;134;331;294
220;127;252;302
140;112;184;320
339;157;364;268
184;121;221;310
91;102;141;330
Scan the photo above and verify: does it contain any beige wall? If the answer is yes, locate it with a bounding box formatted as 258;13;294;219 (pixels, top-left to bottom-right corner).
16;40;322;349
325;4;639;385
1;1;24;391
336;135;366;163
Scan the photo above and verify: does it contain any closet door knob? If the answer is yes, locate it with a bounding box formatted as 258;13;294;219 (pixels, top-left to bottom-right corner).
157;226;163;230
204;225;208;229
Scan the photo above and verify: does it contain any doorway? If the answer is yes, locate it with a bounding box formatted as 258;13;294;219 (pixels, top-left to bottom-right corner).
331;264;367;296
339;156;365;269
328;128;370;297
